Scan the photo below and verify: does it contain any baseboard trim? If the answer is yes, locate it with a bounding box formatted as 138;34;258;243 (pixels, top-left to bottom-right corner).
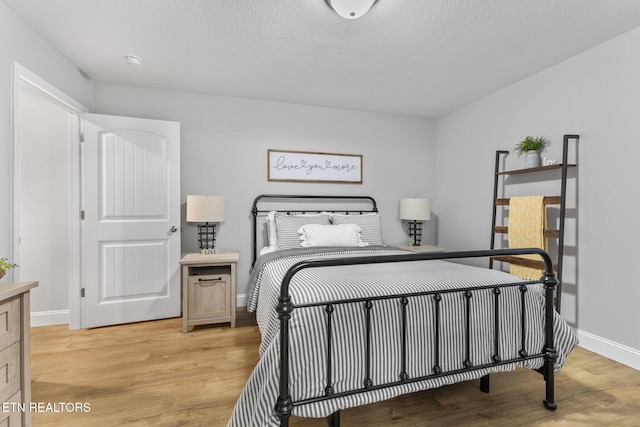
237;293;246;308
31;309;69;327
31;307;255;329
577;329;640;371
30;297;251;328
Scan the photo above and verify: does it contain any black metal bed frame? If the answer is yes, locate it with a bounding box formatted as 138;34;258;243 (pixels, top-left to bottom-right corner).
250;195;558;426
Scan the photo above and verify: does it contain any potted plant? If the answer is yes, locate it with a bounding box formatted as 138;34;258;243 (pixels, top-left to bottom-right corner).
515;136;550;168
0;258;18;280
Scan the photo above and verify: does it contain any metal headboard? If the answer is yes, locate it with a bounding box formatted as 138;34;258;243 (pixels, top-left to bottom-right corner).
250;194;378;267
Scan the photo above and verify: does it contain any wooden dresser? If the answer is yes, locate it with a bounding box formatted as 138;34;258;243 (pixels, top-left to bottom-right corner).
0;281;37;427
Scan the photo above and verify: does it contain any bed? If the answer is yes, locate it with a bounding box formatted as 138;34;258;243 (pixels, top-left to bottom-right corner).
229;194;578;427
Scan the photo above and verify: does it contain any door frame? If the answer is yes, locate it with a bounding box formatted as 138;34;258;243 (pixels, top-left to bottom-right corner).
11;62;88;330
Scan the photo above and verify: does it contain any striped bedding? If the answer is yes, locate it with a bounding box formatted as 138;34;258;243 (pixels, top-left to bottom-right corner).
229;247;578;427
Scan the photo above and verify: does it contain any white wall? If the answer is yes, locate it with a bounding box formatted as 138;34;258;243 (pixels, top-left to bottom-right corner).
436;26;640;362
18;83;71;313
0;2;93;281
93;83;437;298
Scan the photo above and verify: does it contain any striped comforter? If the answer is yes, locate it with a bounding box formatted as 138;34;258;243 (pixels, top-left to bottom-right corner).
229;247;577;426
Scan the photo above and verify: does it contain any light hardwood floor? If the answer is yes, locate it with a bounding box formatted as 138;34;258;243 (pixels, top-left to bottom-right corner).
31;317;640;426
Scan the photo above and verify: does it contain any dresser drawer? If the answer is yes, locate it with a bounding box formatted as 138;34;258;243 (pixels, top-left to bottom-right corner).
0;390;23;427
0;342;21;404
0;297;20;352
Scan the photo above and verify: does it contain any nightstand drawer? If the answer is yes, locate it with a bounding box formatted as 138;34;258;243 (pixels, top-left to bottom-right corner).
188;273;231;320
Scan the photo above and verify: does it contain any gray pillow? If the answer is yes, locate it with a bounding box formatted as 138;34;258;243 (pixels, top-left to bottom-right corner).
275;213;331;249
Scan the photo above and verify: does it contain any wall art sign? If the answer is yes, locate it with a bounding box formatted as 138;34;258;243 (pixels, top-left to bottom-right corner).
268;149;363;183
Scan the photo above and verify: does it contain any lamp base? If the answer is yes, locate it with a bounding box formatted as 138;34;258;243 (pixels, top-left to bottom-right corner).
407;221;423;246
197;223;217;251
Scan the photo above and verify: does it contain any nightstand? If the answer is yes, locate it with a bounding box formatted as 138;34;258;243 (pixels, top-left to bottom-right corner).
397;244;445;253
180;251;239;333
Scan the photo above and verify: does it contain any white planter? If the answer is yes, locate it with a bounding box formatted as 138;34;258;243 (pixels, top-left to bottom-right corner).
524;150;542;168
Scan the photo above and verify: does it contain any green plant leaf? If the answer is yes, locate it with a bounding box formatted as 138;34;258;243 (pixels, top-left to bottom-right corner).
514;136;551;157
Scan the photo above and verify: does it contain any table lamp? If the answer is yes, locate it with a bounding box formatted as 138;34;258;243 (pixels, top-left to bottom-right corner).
186;195;225;254
399;198;431;246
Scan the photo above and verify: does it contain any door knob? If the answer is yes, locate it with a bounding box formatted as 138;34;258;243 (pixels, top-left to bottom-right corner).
170;226;178;233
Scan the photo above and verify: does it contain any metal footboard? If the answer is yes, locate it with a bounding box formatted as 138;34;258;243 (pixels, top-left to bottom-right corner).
274;248;558;426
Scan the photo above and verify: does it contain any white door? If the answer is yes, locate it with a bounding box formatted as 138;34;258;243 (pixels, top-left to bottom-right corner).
83;113;180;328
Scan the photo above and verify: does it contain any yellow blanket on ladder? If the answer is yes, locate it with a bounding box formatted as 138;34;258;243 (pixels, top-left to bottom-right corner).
508;196;546;280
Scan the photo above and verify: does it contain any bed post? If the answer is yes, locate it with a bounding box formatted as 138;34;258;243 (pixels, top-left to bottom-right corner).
329;410;341;426
275;294;294;426
542;270;559;410
251;196;260;268
479;375;490;393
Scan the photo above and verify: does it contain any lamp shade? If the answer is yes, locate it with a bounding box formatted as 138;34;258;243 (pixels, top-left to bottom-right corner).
399;198;431;221
186;195;225;223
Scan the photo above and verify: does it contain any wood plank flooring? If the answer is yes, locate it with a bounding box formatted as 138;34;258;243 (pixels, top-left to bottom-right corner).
30;317;640;426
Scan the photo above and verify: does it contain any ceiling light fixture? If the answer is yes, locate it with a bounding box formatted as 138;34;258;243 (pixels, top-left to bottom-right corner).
124;55;143;66
325;0;378;19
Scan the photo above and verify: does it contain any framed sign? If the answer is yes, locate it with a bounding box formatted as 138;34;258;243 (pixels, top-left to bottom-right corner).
268;149;363;183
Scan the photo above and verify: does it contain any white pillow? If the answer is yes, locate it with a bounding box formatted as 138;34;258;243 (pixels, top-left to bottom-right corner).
298;224;368;248
265;211;278;246
330;214;384;245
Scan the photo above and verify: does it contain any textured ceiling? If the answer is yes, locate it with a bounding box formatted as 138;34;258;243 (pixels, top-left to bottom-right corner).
5;0;640;118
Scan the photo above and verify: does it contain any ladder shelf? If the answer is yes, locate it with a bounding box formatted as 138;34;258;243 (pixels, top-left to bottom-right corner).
489;134;579;313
